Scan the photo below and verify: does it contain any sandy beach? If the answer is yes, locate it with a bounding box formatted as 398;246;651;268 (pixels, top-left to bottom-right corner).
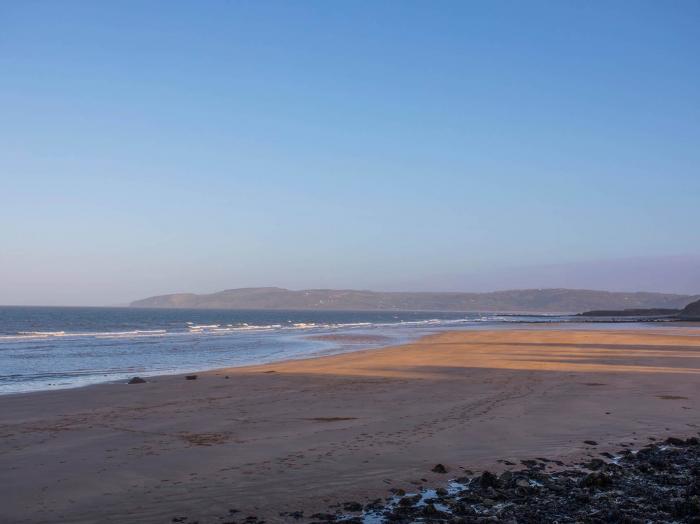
2;327;700;523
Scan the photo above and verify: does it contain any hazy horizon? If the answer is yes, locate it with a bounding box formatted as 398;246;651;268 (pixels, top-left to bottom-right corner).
2;2;699;306
2;253;699;307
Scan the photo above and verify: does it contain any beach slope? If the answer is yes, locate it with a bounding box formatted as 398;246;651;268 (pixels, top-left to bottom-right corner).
1;329;699;522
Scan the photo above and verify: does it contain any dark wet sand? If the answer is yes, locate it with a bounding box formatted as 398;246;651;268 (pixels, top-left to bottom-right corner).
306;333;393;343
1;328;700;523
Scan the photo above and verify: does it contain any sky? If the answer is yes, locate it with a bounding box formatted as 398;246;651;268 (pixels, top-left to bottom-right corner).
1;1;699;305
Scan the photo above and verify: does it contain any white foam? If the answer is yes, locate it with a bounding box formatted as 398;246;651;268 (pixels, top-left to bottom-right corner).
292;322;317;328
1;329;168;342
18;331;66;337
0;314;554;345
188;324;220;330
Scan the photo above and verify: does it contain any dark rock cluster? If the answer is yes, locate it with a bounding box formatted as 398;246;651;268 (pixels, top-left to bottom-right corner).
321;436;700;523
174;435;700;524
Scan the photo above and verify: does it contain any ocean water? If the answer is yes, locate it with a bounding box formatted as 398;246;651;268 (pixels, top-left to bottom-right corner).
0;306;564;394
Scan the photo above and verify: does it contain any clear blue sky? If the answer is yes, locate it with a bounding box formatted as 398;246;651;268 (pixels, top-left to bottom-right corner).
1;1;699;305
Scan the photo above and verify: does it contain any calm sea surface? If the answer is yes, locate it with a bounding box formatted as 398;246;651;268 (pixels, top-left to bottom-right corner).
0;306;565;394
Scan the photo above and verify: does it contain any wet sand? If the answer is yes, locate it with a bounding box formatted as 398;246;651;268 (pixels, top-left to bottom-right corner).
306;333;393;343
1;328;700;523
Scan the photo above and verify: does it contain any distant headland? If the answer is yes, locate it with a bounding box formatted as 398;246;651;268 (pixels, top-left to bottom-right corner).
579;298;700;320
130;287;700;314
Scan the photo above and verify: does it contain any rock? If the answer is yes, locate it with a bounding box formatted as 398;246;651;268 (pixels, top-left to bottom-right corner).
279;510;303;519
585;458;606;470
515;478;530;488
435;487;448;497
546;482;566;494
342;502;363;512
431;463;448;473
309;513;336;521
422;503;441;516
185;375;198;381
128;376;146;384
398;494;421;506
514;486;529;497
483;486;498;498
584;440;598;446
673;495;700;517
580;471;613;489
364;499;383;511
499;471;513;484
479;471;499;489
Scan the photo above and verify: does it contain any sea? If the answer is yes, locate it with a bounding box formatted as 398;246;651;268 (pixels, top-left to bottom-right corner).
0;306;568;395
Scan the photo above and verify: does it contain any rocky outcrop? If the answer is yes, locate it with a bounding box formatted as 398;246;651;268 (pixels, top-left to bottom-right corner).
578;308;680;317
580;298;700;320
680;299;700;319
